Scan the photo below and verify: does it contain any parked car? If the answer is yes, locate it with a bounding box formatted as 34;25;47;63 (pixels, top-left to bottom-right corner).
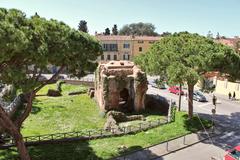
193;91;207;102
224;145;240;160
168;86;184;95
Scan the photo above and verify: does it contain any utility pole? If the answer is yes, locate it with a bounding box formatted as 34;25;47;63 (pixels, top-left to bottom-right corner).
178;84;182;111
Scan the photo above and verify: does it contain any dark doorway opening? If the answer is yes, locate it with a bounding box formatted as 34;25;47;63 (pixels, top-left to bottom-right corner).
119;88;129;108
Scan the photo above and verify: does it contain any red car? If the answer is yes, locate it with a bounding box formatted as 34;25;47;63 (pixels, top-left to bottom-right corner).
168;86;184;95
225;145;240;160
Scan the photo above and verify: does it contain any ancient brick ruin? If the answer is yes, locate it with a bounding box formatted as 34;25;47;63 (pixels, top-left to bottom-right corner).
95;61;148;112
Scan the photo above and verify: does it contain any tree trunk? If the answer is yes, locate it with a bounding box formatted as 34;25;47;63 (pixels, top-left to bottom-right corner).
0;66;65;160
0;106;31;160
15;92;35;129
178;84;182;111
12;131;31;160
16;66;64;127
187;84;194;119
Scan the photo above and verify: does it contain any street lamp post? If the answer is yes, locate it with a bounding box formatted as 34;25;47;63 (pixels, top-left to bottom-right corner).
212;94;217;133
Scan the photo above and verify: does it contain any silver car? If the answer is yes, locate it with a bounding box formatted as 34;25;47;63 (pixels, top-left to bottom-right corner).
193;91;207;102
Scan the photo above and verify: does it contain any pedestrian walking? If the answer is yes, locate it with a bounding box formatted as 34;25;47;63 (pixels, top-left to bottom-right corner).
212;94;217;106
233;91;236;100
228;92;232;100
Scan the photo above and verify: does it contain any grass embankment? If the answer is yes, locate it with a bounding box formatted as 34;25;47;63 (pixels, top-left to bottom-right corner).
1;112;211;160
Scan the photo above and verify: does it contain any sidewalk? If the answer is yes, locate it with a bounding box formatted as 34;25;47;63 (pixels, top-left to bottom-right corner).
114;128;221;160
213;93;240;104
187;85;239;104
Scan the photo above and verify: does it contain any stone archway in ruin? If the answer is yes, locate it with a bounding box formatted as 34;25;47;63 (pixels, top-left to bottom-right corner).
119;88;129;108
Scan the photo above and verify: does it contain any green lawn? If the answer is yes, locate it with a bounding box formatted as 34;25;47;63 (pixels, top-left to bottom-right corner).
21;83;106;136
0;112;211;160
21;83;166;136
0;83;211;160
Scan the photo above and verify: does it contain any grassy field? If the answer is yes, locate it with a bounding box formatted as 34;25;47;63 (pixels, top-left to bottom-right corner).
21;83;106;136
0;112;211;160
21;83;167;136
0;83;211;160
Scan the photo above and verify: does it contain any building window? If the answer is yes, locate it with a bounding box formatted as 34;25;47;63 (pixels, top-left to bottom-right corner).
114;55;117;60
103;44;118;51
110;44;118;51
123;43;130;48
139;47;143;52
123;53;130;60
107;55;111;60
103;44;106;49
138;40;144;43
101;55;104;60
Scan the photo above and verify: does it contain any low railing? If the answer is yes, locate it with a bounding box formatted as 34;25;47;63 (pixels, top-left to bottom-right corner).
1;117;169;148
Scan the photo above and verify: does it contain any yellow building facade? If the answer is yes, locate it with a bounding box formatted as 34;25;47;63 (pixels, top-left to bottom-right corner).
214;78;240;99
95;35;160;61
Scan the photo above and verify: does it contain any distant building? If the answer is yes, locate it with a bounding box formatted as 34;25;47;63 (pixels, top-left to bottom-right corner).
215;37;240;53
95;35;161;61
215;38;236;47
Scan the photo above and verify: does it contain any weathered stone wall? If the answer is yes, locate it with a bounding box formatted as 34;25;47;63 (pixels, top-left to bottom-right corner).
95;61;147;112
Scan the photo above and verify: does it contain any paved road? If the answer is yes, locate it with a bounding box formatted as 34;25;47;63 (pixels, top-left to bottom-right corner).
156;142;225;160
147;77;240;160
156;129;240;160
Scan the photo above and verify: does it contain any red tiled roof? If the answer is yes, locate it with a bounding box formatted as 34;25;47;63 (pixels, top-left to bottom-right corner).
95;35;161;41
96;35;131;41
204;71;220;78
133;36;161;41
215;38;237;47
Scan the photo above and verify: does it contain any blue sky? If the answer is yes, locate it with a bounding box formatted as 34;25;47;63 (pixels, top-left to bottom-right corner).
0;0;239;37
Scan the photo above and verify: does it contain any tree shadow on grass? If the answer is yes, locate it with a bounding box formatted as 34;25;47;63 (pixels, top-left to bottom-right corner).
0;140;103;160
183;114;212;133
117;145;143;155
28;141;103;160
0;148;19;160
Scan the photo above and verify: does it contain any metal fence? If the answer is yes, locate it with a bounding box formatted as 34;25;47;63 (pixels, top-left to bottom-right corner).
1;117;170;148
114;131;215;160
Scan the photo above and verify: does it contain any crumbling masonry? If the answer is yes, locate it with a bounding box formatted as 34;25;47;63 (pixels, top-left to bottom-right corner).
95;61;148;112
